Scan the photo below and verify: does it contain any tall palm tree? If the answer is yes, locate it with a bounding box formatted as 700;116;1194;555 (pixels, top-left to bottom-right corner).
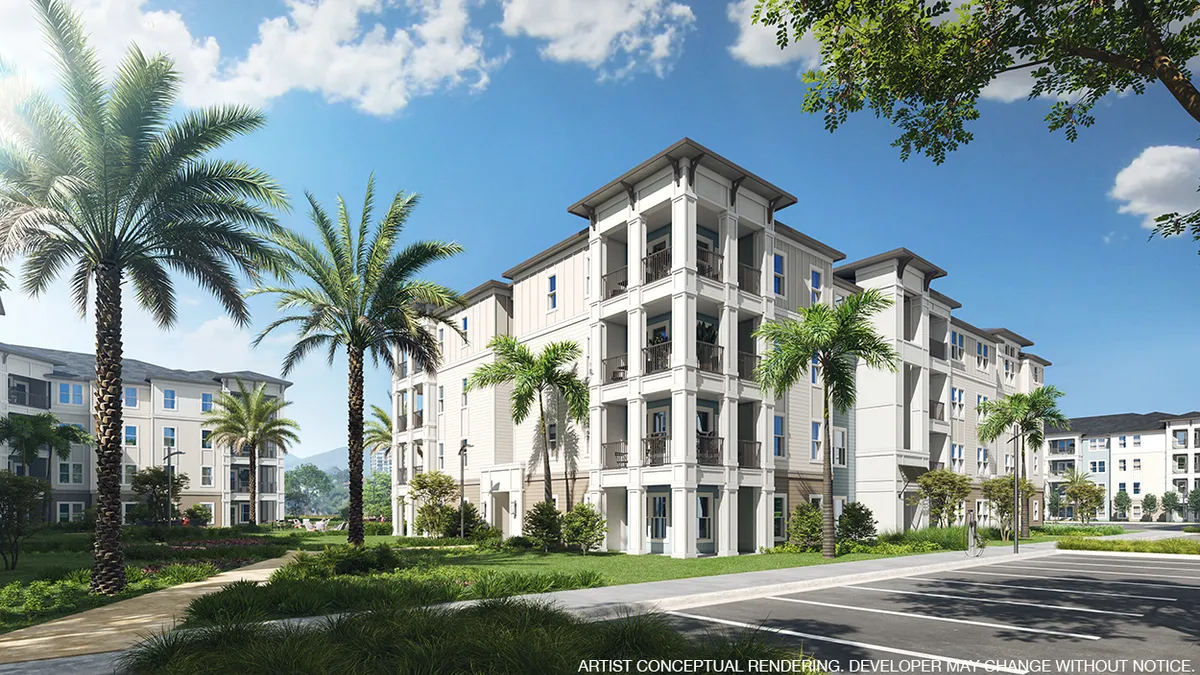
0;0;286;594
977;385;1069;537
364;404;393;469
204;379;300;526
754;288;899;558
252;177;462;546
466;336;589;505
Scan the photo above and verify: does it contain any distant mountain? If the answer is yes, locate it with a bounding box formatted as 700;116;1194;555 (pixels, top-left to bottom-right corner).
285;446;368;473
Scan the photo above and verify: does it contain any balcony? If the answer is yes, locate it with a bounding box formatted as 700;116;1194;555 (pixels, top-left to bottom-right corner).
738;264;760;295
738;441;761;468
397;415;408;432
603;267;629;298
930;401;946;422
643;436;668;466
399;362;409;378
231;482;251;494
603;441;628;469
414;464;424;475
397;467;408;484
259;481;277;494
697;248;723;283
697;342;722;374
643;248;670;284
697;436;722;466
1174;438;1189;450
737;352;759;380
602;354;629;384
1173;458;1189;474
8;387;50;410
413;410;424;429
929;340;947;361
643;341;671;375
1049;446;1077;456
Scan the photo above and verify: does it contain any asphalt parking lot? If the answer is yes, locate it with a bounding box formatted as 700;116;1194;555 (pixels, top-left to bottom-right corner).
667;553;1200;674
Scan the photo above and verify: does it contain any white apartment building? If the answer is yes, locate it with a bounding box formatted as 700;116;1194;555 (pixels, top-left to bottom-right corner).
392;138;1052;553
1046;412;1200;521
2;342;289;526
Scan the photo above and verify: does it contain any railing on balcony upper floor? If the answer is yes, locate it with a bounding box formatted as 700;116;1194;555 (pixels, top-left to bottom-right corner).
397;467;409;484
603;267;629;298
738;441;760;468
397;415;408;432
929;460;945;471
643;341;671;375
413;410;424;429
643;436;668;466
602;354;629;384
738;264;760;295
8;387;51;410
603;441;628;469
737;352;759;380
414;464;424;475
259;481;277;494
231;448;252;459
643;248;671;284
231;482;251;494
930;401;946;422
399;362;409;378
697;342;722;374
1049;444;1077;455
696;436;722;466
697;249;723;282
929;339;947;360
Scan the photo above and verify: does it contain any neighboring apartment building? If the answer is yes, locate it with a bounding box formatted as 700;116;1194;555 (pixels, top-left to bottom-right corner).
1046;412;1199;521
392;138;1051;554
2;343;290;526
368;446;392;477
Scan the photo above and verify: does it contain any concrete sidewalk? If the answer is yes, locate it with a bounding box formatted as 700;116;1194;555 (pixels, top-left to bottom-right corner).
0;552;296;667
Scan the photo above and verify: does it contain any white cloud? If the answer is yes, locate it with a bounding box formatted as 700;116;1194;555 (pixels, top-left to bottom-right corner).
1103;231;1116;244
499;0;695;79
726;0;820;69
0;0;500;117
1110;145;1200;229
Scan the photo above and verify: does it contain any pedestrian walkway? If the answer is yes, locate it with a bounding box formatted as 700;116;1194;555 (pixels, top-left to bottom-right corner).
0;552;296;667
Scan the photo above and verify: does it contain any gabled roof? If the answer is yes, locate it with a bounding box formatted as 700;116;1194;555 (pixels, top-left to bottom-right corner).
987;327;1034;347
0;343;290;387
1047;412;1180;437
834;247;947;284
567;138;798;221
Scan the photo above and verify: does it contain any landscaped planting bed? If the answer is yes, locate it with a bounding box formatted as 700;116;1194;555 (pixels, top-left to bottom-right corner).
1056;536;1200;554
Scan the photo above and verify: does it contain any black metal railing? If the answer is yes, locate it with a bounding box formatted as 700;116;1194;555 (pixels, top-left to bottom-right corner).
738;441;761;468
414;464;424;475
413;410;424;428
397;467;408;484
930;401;946;421
929;461;945;471
643;436;668;466
603;441;628;469
697;248;723;282
737;352;758;380
929;340;947;360
643;341;671;375
397;415;408;432
603;267;629;298
738;264;760;295
399;362;409;378
259;481;277;494
231;482;251;494
602;354;629;383
697;436;722;466
8;387;50;409
697;342;723;374
643;248;671;284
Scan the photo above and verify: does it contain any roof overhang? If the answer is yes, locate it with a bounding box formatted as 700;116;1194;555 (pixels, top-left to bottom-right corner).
774;221;845;262
502;229;589;280
928;288;961;310
1020;352;1052;367
834;248;948;289
987;328;1034;347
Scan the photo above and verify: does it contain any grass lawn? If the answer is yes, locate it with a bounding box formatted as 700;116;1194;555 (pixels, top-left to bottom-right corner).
0;551;94;585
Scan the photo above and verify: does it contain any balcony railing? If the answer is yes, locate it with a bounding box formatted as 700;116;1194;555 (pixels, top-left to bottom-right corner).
930;401;946;421
643;341;671;375
231;482;251;494
1173;462;1189;474
603;267;629;298
697;342;722;374
1049;445;1076;455
929;460;945;471
643;248;671;284
697;248;723;282
602;354;629;384
643;436;668;466
8;387;50;410
929;340;947;360
231;448;252;459
414;464;424;475
738;441;760;468
738;264;760;295
603;441;628;469
413;410;424;429
259;481;277;494
397;415;408;432
697;436;722;466
397;467;408;484
737;352;759;380
399;362;409;378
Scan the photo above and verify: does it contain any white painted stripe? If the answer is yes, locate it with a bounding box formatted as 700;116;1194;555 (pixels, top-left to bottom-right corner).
667;611;1030;675
922;577;1178;602
957;569;1189;590
848;585;1144;616
1048;556;1200;569
765;596;1100;640
1000;563;1200;580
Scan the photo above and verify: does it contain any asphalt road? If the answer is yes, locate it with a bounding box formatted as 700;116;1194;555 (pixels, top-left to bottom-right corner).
667;553;1200;674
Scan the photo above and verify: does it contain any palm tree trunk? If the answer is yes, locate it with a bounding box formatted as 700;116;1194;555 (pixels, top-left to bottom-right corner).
347;348;366;546
539;390;553;505
90;263;126;595
248;442;258;526
821;384;835;559
1019;434;1030;538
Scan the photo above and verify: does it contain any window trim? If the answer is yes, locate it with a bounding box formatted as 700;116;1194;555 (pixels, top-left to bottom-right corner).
810;421;822;463
461;378;468;407
773;252;786;297
696;493;713;543
773;415;785;458
201;466;214;487
124;425;138;447
123;463;137;485
808;265;823;306
163;426;176;448
163;388;177;411
201;430;213;449
772;494;787;541
124;386;139;408
57;501;85;523
547;274;558;312
832;427;847;468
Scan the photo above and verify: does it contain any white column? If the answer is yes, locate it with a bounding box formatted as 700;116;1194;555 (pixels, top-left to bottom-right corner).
627;487;644;554
721;305;738;378
672;486;697;558
589;404;603;471
671;161;697;273
758;486;774;551
720;211;739;287
671;291;696;370
628;397;645;468
628;215;646;288
759;398;774;467
589;232;603;302
722;396;738;469
718;486;738;556
672;389;697;464
629;307;646;379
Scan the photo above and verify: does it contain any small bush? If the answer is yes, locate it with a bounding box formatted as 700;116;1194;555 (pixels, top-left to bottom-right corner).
836;502;877;543
878;525;971;551
1183;525;1200;534
561;503;606;553
442;502;486;539
523;502;562;552
503;536;534;550
836;540;941;556
1056;537;1200;555
1032;524;1125;537
183;504;212;526
362;521;393;536
786;503;822;552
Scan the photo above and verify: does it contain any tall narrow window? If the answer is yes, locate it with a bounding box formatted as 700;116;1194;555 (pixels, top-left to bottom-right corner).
438;386;445;412
124;426;137;446
124;387;138;407
202;430;212;449
163;427;176;448
773;496;786;539
697;494;712;541
163;389;176;410
773;253;785;296
773;416;785;457
462;316;468;333
461;378;468;406
811;354;820;385
811;421;822;461
548;275;558;310
202;393;213;412
810;269;822;305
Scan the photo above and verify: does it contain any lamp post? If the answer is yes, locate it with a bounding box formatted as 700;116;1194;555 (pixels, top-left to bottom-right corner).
459;440;472;537
164;449;184;526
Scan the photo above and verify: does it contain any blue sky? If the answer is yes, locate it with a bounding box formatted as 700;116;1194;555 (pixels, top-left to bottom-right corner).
2;0;1198;456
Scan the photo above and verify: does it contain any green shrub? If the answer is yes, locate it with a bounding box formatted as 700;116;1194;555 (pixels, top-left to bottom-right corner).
879;525;971;550
1032;524;1125;537
1056;537;1200;554
1183;526;1200;533
561;503;606;553
278;544;410;581
836;502;877;543
786;503;822;552
183;504;212;526
362;521;393;536
503;535;534;550
523;502;562;551
836;540;941;555
442;502;485;539
414;504;455;538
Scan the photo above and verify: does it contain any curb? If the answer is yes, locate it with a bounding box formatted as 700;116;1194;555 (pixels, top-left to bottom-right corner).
1056;549;1200;562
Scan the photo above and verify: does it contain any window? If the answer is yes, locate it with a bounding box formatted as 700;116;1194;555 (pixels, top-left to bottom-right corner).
59;383;83;405
461;378;468;407
1090;460;1105;473
773;253;785;295
201;466;213;487
1119;436;1127;448
201;430;212;448
1133;435;1141;447
124;387;138;408
834;294;845;307
548;423;558;453
773;496;787;539
1119;459;1127;471
976;342;990;371
1118;482;1126;493
1033;366;1041;382
438;443;445;470
951;388;965;419
122;502;137;524
833;428;847;468
950;331;965;360
1004;359;1014;382
810;421;822;462
123;464;137;484
697;494;712;541
1133;458;1141;470
773;416;785;457
163;427;176;448
811;354;819;385
163;389;176;410
438;386;445;413
1087;437;1108;452
1175;430;1189;447
200;393;213;413
462;316;469;335
125;425;137;446
1098;460;1106;473
1004;453;1013;473
809;268;822;305
977;395;989;419
59;462;83;484
57;502;84;523
810;495;823;508
951;444;965;473
547;275;558;310
650;495;668;540
977;447;989;474
1133;482;1141;495
438;329;445;354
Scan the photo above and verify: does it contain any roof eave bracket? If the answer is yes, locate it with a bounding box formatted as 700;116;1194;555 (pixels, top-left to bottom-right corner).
729;175;745;209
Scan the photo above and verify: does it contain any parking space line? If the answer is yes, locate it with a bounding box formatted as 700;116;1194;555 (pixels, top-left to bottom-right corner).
922;577;1178;602
847;585;1143;616
957;569;1189;590
667;611;1029;675
765;597;1100;640
1057;556;1200;568
1029;559;1200;572
998;563;1200;580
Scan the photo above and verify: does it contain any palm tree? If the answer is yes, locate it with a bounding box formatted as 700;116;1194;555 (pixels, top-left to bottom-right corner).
0;0;286;594
754;288;899;558
364;404;393;469
203;379;300;526
252;177;462;546
977;385;1069;537
466;336;589;505
0;411;91;476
